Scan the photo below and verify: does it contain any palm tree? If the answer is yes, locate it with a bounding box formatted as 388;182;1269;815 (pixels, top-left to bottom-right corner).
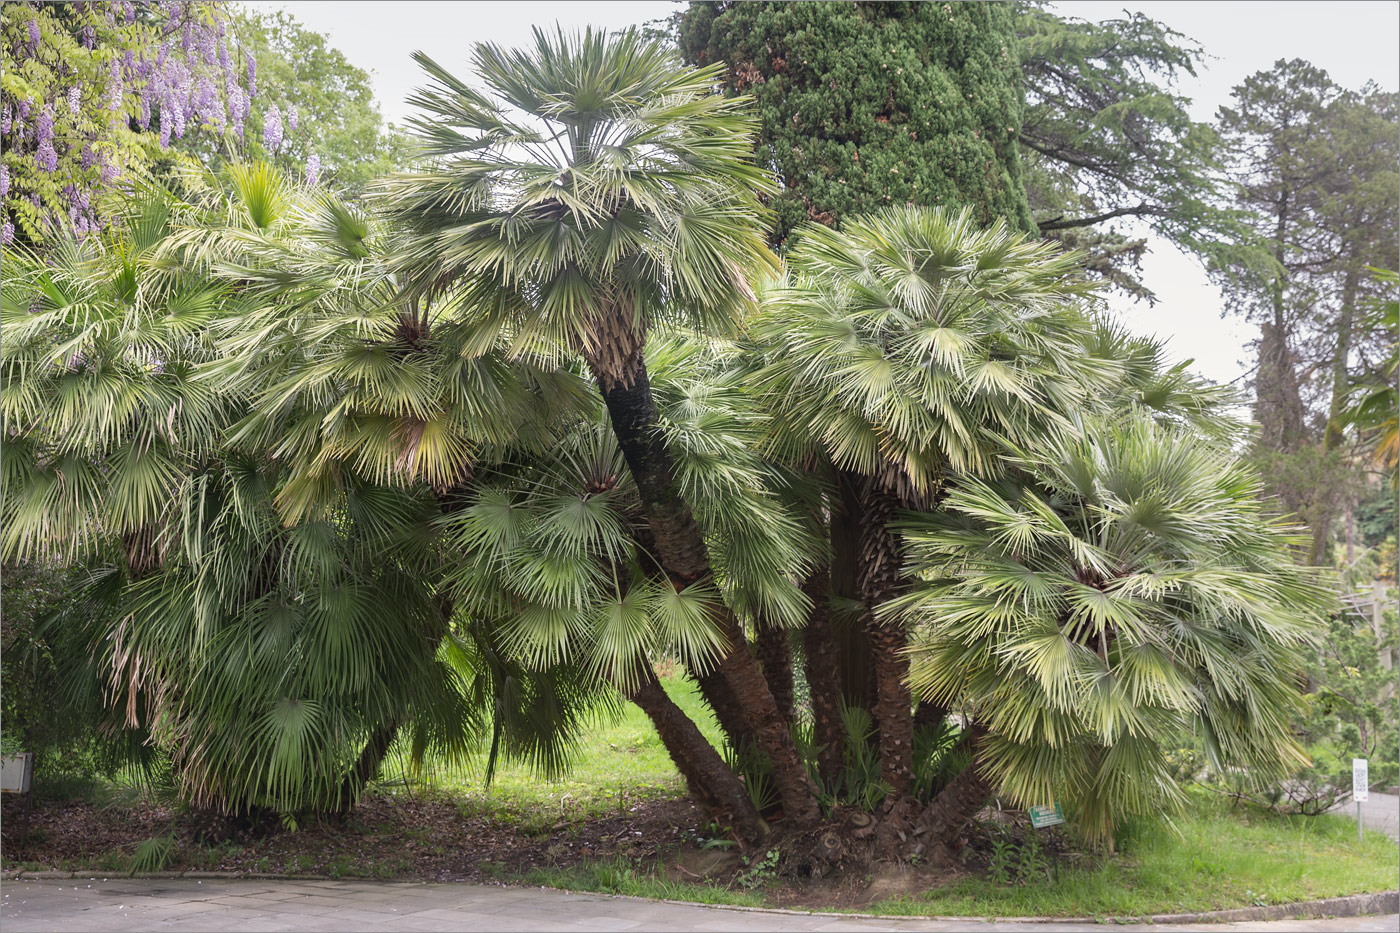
893;412;1330;848
1;166;608;816
755;206;1099;799
374;28;821;828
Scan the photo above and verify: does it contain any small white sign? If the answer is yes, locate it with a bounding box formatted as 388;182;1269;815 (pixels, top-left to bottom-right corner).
1353;758;1369;802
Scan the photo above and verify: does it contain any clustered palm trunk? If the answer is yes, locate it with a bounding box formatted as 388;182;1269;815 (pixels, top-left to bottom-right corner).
583;314;823;830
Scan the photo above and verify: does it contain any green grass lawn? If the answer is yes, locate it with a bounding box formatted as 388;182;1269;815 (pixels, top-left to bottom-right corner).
865;791;1398;918
377;674;724;822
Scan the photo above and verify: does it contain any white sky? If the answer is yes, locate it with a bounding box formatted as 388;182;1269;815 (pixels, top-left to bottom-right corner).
246;0;1400;388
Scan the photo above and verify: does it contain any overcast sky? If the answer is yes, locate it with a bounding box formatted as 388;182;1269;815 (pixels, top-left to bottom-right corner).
246;0;1400;387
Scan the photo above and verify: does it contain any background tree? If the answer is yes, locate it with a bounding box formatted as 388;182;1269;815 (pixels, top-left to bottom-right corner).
1;1;255;245
181;7;410;194
678;0;1036;249
1214;61;1399;564
1014;2;1238;302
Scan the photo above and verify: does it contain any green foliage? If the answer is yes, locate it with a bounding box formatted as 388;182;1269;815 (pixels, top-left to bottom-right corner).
0;164;608;816
897;413;1332;843
1;2;249;244
0;560;120;775
128;833;174;875
679;1;1035;247
755;205;1096;492
1015;3;1234;302
211;7;411;192
736;846;781;889
376;26;779;359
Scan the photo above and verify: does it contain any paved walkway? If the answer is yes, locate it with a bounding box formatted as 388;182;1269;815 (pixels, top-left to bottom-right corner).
2;878;1396;932
1333;792;1400;839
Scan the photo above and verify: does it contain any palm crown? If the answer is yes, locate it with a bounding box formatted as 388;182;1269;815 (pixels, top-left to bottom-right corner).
375;27;778;388
756;206;1101;497
895;412;1328;841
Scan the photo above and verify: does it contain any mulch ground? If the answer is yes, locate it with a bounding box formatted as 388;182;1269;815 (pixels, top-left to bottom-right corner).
2;790;1037;910
0;790;710;882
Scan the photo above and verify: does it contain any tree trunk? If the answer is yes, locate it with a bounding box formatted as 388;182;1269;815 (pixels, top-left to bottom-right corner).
801;565;847;788
336;720;400;813
914;726;992;848
626;661;767;841
586;319;821;829
831;473;876;715
852;474;914;798
1310;262;1360;565
756;617;795;725
692;665;759;753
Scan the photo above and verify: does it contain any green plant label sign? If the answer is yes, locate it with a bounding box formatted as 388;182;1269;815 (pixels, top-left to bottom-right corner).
1028;803;1065;828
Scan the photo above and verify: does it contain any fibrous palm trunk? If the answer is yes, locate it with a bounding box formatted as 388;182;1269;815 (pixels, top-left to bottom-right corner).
584;303;821;832
851;473;914;798
335;720;400;813
627;661;766;840
756;616;795;725
800;565;846;786
914;726;992;849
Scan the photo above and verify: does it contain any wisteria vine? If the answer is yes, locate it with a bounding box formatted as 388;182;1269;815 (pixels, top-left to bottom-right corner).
0;1;319;246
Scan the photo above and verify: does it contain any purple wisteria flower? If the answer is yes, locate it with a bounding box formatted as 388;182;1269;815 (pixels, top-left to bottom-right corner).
263;104;283;152
108;60;124;111
1;221;13;245
305;153;320;185
246;51;257;100
287;104;298;132
36;108;57;172
3;1;249;241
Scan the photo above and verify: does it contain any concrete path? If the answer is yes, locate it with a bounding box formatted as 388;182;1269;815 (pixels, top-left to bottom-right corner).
2;878;1396;933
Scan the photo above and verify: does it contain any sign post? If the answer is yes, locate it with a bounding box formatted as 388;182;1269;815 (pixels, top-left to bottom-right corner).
1353;758;1369;842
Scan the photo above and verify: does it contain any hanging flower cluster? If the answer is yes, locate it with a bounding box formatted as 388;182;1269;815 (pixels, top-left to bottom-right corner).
1;1;257;245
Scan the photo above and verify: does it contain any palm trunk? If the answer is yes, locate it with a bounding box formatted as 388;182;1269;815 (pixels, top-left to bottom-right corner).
915;725;992;848
336;720;400;813
626;661;766;841
756;617;795;725
692;666;759;753
832;474;876;715
852;474;914;798
587;322;821;829
801;565;846;786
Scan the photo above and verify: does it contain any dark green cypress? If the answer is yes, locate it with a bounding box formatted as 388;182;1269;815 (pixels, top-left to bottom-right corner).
680;1;1035;247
